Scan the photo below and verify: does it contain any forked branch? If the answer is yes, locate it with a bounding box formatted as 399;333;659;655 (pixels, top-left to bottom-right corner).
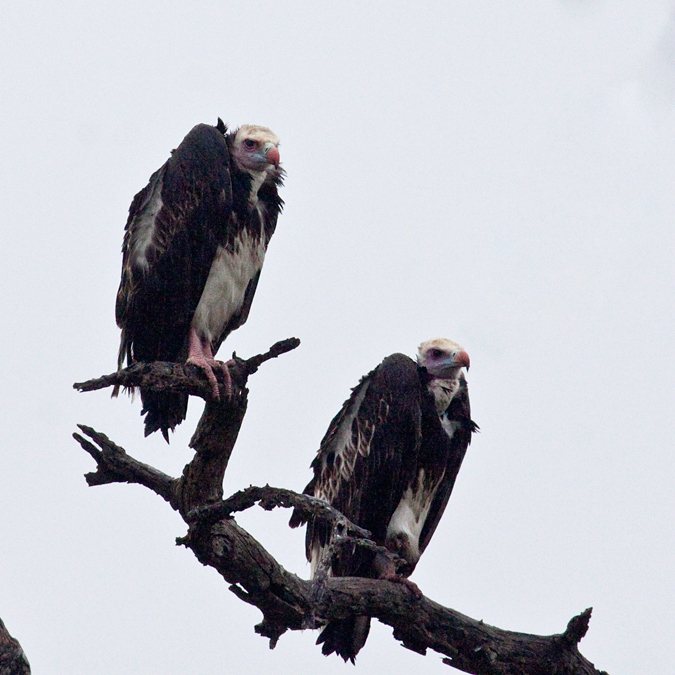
72;338;607;674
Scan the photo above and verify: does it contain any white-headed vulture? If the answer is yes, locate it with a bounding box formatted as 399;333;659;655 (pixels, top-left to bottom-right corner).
291;338;477;662
115;119;283;440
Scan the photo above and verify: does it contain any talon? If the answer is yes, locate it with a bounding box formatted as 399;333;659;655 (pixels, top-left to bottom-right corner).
186;354;221;399
187;327;223;399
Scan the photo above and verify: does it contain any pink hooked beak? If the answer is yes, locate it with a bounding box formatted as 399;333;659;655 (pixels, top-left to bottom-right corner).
454;350;470;370
266;146;280;166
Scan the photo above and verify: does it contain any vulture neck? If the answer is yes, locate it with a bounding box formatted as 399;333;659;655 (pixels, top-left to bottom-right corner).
426;376;461;414
246;168;272;206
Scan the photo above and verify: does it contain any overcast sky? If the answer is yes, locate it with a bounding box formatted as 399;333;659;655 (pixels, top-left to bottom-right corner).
1;2;674;673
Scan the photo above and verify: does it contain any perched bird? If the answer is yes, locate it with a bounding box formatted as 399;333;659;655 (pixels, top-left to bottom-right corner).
290;338;477;662
115;119;283;440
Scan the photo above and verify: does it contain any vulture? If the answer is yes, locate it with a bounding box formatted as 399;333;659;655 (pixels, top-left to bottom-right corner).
290;338;477;662
114;119;283;440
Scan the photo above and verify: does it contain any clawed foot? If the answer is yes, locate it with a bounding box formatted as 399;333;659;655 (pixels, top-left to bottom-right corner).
186;327;233;400
186;353;232;400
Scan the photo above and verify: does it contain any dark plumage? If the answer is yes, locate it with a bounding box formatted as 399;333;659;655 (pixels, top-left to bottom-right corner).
115;119;283;440
290;338;477;662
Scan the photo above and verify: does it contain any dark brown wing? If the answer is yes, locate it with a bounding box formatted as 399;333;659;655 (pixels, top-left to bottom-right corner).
288;369;374;549
116;123;234;369
293;354;425;576
115;123;234;439
418;373;476;556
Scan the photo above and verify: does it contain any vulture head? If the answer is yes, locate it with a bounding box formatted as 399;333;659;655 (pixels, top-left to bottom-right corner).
417;338;470;378
231;124;281;177
418;338;470;412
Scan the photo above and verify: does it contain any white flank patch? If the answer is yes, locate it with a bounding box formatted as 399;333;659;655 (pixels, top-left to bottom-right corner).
191;229;266;343
129;170;164;271
386;469;441;561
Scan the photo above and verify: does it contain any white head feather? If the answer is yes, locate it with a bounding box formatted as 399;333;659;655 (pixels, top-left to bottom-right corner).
230;125;281;204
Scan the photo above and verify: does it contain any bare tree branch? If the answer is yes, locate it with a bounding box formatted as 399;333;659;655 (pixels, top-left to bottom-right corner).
73;337;301;398
74;425;175;497
72;339;608;674
72;436;606;673
74;338;300;515
187;485;371;538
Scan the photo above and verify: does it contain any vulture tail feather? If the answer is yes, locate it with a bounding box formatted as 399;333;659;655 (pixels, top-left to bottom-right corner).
140;390;188;442
317;616;371;664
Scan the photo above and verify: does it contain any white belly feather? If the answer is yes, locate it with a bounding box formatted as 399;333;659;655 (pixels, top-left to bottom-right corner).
386;469;441;561
191;230;266;344
385;412;458;562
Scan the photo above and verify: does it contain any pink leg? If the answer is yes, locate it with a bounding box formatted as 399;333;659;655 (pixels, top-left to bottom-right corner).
186;328;232;399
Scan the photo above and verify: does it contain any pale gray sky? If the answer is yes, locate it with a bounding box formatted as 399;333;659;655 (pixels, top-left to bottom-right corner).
1;2;674;673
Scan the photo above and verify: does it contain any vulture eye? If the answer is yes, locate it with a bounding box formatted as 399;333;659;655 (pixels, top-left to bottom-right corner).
430;349;444;359
243;139;257;149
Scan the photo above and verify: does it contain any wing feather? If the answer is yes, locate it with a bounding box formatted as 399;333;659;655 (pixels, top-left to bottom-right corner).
116;124;233;368
294;354;424;576
418;373;476;555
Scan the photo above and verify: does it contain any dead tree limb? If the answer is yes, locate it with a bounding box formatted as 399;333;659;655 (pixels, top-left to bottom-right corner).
73;339;608;674
187;485;371;537
74;337;300;514
73;337;301;398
